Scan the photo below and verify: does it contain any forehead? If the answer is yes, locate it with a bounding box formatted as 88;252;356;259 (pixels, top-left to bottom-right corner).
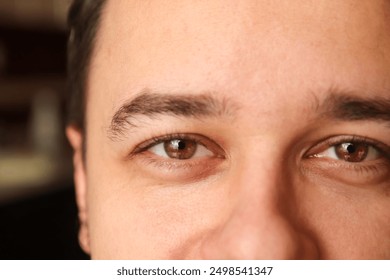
89;0;390;113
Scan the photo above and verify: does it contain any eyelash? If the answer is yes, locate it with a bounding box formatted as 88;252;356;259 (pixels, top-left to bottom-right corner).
305;135;390;173
130;133;223;158
135;134;390;156
128;133;227;178
308;135;390;157
131;133;390;178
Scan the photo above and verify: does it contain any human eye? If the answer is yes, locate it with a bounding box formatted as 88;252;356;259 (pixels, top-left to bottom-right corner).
133;133;224;159
147;137;213;159
130;133;226;181
308;137;383;162
304;135;390;185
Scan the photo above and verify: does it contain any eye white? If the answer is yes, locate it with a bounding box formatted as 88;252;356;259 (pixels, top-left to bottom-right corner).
148;142;213;158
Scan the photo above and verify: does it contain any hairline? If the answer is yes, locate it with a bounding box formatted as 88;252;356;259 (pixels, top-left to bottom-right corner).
67;0;108;131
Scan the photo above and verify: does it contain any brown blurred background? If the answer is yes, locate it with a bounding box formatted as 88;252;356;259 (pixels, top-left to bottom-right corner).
0;0;87;259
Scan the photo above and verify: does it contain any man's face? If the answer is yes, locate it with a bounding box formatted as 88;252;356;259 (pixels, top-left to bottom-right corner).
67;0;390;259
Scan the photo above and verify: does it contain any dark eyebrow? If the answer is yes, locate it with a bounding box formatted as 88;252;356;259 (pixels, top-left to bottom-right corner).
108;88;390;140
321;90;390;122
108;90;233;138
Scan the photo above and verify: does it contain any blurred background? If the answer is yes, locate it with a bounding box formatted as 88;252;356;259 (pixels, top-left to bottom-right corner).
0;0;88;259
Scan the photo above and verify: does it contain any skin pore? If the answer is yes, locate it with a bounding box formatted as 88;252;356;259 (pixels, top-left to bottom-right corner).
67;0;390;259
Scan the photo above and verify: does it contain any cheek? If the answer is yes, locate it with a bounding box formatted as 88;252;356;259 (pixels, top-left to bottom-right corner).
84;135;390;259
86;165;228;259
296;178;390;258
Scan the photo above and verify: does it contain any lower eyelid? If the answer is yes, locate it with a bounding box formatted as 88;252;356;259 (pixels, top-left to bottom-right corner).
132;152;226;182
302;156;390;185
138;154;197;169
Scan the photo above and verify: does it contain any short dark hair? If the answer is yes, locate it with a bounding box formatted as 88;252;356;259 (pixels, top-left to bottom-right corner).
67;0;107;129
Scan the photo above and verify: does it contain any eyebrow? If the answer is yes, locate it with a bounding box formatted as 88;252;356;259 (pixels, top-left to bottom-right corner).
108;90;233;138
107;88;390;140
321;90;390;122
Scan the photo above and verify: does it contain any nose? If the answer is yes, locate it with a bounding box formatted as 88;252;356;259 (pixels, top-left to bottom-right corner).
199;157;319;259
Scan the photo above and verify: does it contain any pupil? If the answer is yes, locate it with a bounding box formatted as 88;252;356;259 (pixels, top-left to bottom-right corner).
177;140;186;150
346;144;356;154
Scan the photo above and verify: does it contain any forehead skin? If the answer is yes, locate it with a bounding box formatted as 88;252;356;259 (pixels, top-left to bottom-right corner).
90;0;390;104
84;0;390;258
87;0;390;135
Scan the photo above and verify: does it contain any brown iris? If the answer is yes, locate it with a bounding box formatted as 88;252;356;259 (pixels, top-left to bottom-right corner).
163;139;197;159
335;143;369;162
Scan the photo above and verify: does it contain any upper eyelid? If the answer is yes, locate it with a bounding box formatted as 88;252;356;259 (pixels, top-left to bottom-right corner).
305;135;390;159
135;134;205;151
131;133;225;156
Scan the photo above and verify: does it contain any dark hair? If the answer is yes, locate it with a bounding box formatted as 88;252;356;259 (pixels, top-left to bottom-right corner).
67;0;107;129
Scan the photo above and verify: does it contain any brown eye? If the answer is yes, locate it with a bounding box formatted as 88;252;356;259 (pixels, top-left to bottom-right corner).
309;139;382;163
335;143;369;162
304;136;390;185
163;139;197;159
147;137;214;159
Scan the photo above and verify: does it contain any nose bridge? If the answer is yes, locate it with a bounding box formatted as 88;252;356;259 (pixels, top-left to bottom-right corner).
231;140;292;221
200;146;318;259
